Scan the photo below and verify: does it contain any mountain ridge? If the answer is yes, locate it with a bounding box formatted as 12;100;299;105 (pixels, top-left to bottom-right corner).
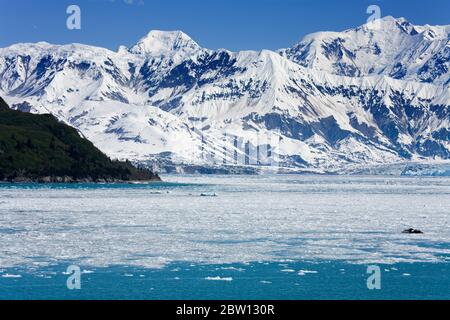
1;17;449;173
279;16;450;84
0;96;161;182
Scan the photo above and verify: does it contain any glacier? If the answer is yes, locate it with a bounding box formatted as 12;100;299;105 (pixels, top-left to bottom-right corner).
0;16;449;173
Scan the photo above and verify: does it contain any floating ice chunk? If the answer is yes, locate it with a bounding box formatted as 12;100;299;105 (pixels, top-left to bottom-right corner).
205;276;233;281
149;191;171;195
200;193;218;197
298;270;318;276
82;270;94;274
220;267;245;272
1;274;22;278
281;269;296;273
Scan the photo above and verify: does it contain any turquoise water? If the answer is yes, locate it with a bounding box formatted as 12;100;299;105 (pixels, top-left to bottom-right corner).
0;181;196;190
1;175;449;299
1;262;449;300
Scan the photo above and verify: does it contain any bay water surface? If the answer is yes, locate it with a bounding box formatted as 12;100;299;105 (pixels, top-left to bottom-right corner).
0;175;449;299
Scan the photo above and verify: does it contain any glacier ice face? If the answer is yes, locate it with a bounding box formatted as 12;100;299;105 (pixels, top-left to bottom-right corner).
0;18;449;171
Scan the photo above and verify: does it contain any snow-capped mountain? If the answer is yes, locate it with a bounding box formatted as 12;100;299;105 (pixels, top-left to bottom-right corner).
280;16;450;84
1;17;449;173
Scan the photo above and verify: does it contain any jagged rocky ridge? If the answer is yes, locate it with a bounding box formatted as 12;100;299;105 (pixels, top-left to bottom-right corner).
0;16;449;173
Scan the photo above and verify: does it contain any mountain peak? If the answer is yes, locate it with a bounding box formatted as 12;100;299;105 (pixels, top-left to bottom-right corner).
362;16;419;35
379;15;406;22
130;30;201;56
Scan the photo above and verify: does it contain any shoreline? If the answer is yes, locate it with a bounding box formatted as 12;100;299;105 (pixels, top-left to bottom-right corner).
1;175;162;184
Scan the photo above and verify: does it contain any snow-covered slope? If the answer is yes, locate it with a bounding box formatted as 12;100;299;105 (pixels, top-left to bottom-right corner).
280;16;450;85
1;18;449;173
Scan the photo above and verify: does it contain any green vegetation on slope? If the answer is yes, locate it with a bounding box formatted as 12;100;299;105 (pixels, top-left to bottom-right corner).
0;97;160;182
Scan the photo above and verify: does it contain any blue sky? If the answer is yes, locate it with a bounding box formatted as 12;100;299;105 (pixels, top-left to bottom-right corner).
1;0;449;51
